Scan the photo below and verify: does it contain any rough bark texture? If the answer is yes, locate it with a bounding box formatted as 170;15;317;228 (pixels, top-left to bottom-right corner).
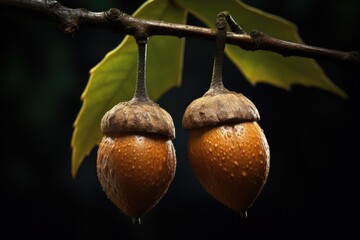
0;0;359;63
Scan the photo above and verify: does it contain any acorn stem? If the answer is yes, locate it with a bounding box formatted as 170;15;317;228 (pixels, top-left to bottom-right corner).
133;37;150;102
210;13;228;91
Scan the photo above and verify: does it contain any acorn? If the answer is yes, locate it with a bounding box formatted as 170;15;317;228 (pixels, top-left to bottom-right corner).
182;13;270;219
97;38;176;224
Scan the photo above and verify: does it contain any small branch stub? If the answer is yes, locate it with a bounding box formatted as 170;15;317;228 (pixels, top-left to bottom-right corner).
222;11;246;34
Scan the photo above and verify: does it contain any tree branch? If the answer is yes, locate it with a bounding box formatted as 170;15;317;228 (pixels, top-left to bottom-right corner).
1;0;359;64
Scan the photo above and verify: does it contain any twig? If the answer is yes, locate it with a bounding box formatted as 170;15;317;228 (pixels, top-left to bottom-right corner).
1;0;359;64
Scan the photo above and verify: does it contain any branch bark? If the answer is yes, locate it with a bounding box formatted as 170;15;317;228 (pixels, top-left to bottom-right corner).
1;0;359;64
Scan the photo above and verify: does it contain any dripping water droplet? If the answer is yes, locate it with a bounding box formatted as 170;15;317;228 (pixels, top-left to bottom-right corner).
239;210;248;219
132;217;141;225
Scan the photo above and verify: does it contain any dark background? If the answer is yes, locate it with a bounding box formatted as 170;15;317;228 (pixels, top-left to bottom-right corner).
1;0;359;239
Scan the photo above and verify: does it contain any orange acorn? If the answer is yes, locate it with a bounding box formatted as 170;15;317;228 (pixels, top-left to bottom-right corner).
182;13;270;218
97;38;176;224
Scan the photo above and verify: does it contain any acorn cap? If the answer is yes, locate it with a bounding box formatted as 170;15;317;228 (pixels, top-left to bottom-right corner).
182;88;260;130
101;99;175;140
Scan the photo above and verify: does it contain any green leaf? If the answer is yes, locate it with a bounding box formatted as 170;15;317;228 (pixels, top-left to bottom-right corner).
71;0;187;177
175;0;346;97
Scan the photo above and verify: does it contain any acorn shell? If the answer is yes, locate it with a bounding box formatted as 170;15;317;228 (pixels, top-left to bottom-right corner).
97;134;176;220
182;88;260;130
101;98;175;140
188;122;270;213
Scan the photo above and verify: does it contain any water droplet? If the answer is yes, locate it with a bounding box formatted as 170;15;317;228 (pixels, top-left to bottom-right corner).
242;171;247;177
226;132;232;138
132;217;141;225
209;147;213;153
234;161;239;166
230;173;235;177
131;165;135;169
215;143;219;148
239;210;248;219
